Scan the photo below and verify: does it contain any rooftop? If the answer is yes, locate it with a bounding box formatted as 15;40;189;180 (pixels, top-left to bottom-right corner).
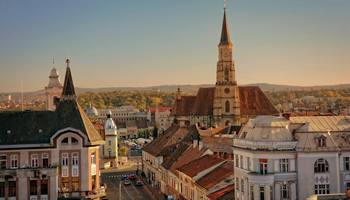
177;154;224;178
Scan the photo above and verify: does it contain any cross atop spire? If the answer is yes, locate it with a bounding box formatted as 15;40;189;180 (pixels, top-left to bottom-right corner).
219;0;232;46
61;58;76;98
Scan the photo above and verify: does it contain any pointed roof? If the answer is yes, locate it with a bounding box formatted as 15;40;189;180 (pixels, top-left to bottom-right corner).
62;59;76;97
219;9;232;46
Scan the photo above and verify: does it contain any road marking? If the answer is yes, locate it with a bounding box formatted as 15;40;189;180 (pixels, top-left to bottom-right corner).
121;182;135;200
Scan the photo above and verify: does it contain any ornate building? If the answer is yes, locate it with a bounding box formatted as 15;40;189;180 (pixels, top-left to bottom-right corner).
233;115;350;200
172;8;278;127
45;61;63;111
0;59;106;200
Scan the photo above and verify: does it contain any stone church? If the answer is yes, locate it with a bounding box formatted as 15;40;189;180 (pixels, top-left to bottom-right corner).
173;9;278;127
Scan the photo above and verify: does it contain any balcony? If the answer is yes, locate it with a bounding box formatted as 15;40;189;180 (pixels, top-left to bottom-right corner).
233;139;297;151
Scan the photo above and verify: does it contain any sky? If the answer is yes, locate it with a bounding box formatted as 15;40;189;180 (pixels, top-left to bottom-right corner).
0;0;349;93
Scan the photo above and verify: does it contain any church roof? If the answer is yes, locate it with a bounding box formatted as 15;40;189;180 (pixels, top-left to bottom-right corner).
239;86;278;116
173;86;278;118
0;61;104;147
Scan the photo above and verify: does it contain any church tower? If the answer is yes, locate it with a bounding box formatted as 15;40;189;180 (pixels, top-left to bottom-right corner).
45;59;63;111
213;6;240;126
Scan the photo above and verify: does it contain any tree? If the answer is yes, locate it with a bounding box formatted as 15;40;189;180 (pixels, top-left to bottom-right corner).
152;126;159;139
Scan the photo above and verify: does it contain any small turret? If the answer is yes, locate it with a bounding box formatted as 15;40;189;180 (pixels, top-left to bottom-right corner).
104;110;117;135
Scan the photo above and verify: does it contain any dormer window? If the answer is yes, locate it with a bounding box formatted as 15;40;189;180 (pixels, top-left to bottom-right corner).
316;136;327;147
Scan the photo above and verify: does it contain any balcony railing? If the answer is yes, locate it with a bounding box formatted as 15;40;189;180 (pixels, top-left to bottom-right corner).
233;139;297;151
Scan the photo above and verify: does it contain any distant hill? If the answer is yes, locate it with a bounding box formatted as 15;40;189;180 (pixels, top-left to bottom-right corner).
2;83;350;101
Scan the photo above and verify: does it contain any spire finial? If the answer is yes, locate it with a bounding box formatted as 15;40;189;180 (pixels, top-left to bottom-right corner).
224;0;227;10
52;57;55;65
65;58;70;67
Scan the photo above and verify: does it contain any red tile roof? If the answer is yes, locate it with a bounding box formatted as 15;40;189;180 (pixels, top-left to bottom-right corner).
143;125;198;157
201;136;233;154
192;87;215;116
196;161;234;190
172;86;278;118
239;86;278;116
207;184;234;200
174;96;197;116
169;144;208;173
177;155;224;178
143;125;187;156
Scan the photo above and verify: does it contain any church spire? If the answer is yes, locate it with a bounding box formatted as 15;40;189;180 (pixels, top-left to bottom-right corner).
219;2;232;46
61;58;76;98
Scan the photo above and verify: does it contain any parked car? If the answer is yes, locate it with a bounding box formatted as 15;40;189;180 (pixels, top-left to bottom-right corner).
128;174;137;180
123;179;131;186
135;180;143;187
121;174;128;180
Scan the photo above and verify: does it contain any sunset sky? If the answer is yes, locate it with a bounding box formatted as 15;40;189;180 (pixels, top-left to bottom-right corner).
0;0;349;92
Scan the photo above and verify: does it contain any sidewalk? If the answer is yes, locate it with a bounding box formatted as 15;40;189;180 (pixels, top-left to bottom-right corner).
141;178;165;200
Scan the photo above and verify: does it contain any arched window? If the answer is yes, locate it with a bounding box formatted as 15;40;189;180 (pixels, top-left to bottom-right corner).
71;137;78;144
61;137;69;145
225;101;230;113
314;158;329;173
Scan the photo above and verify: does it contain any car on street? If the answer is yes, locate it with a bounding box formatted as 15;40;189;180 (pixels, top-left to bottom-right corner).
123;179;131;186
121;174;128;180
135;180;143;187
128;174;137;180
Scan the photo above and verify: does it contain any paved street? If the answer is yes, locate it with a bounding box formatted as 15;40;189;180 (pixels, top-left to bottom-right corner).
101;170;155;200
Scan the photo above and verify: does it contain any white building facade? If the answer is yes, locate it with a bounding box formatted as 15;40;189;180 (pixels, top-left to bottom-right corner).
233;115;350;200
103;110;119;167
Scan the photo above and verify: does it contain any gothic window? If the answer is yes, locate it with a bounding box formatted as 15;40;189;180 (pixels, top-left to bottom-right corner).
225;101;230;113
314;158;329;173
224;68;229;81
